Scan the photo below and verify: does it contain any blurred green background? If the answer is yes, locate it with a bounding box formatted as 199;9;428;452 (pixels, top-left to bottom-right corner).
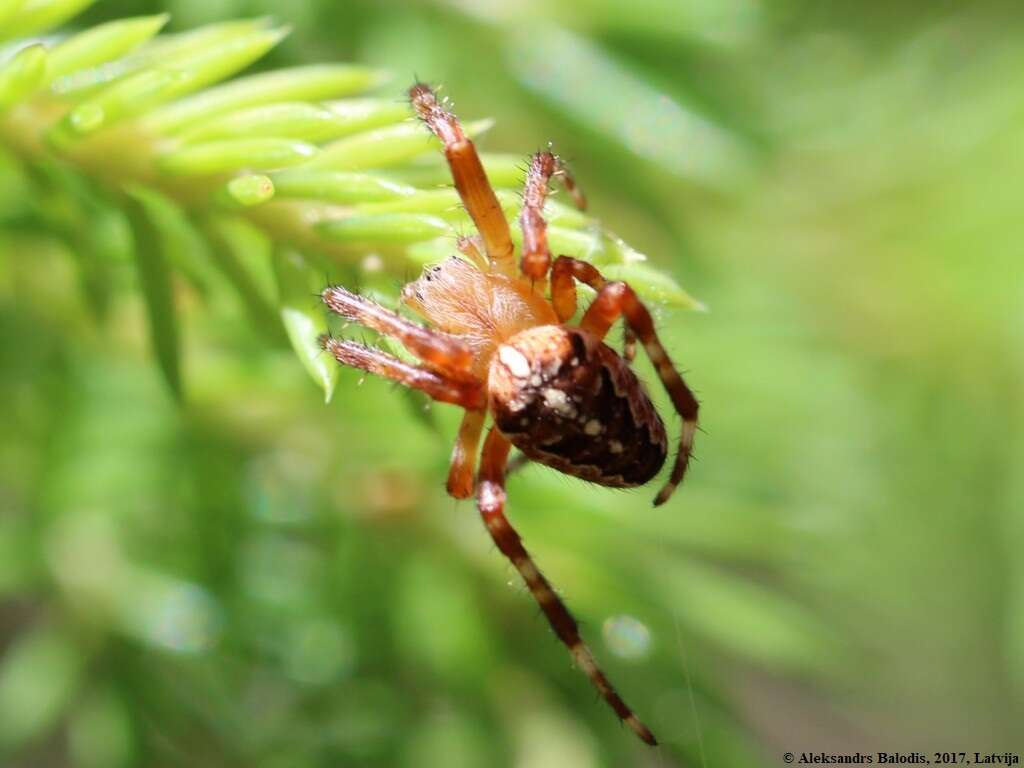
2;0;1024;766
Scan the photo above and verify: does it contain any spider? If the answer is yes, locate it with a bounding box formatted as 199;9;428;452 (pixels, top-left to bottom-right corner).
319;83;699;746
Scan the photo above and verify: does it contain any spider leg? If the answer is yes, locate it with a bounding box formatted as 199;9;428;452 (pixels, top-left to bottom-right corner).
550;256;636;360
320;336;484;409
555;160;587;211
622;325;638;363
477;428;657;746
579;279;698;506
456;235;488;271
322;285;474;377
447;410;486;499
551;256;697;503
549;254;604;322
505;451;531;477
520;152;586;282
410;83;515;276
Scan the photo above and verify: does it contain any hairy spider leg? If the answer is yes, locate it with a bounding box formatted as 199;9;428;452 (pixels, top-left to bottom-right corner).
551;256;697;503
622;325;638;363
573;273;698;506
319;336;485;409
550;251;637;361
410;83;515;276
322;285;474;378
448;410;486;499
455;235;488;271
520;151;586;282
476;427;658;746
555;159;587;211
549;253;604;322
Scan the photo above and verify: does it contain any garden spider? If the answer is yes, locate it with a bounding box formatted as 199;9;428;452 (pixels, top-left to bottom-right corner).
319;83;699;746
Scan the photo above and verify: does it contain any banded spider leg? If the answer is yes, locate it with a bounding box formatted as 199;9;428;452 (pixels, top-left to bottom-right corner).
520;151;636;361
476;426;659;745
319;286;484;409
551;256;700;505
519;150;587;281
319;285;488;497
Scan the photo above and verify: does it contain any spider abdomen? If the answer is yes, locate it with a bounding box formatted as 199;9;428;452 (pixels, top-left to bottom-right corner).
489;326;668;487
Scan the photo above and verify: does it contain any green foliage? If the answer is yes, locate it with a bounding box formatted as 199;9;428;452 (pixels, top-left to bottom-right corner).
1;6;695;403
123;185;184;400
3;1;1024;767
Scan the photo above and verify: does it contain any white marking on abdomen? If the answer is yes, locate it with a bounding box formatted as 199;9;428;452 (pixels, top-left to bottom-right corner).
498;345;531;379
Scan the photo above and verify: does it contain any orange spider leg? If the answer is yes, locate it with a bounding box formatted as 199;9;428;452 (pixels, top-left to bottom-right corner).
519;152;587;282
319;337;485;409
549;255;605;322
322;285;473;377
456;234;488;271
410;83;515;276
572;271;698;505
476;427;658;746
622;326;638;363
550;255;637;362
556;160;587;211
447;410;486;499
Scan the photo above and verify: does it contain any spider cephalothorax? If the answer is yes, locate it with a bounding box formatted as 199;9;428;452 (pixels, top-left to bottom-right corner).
319;83;699;746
